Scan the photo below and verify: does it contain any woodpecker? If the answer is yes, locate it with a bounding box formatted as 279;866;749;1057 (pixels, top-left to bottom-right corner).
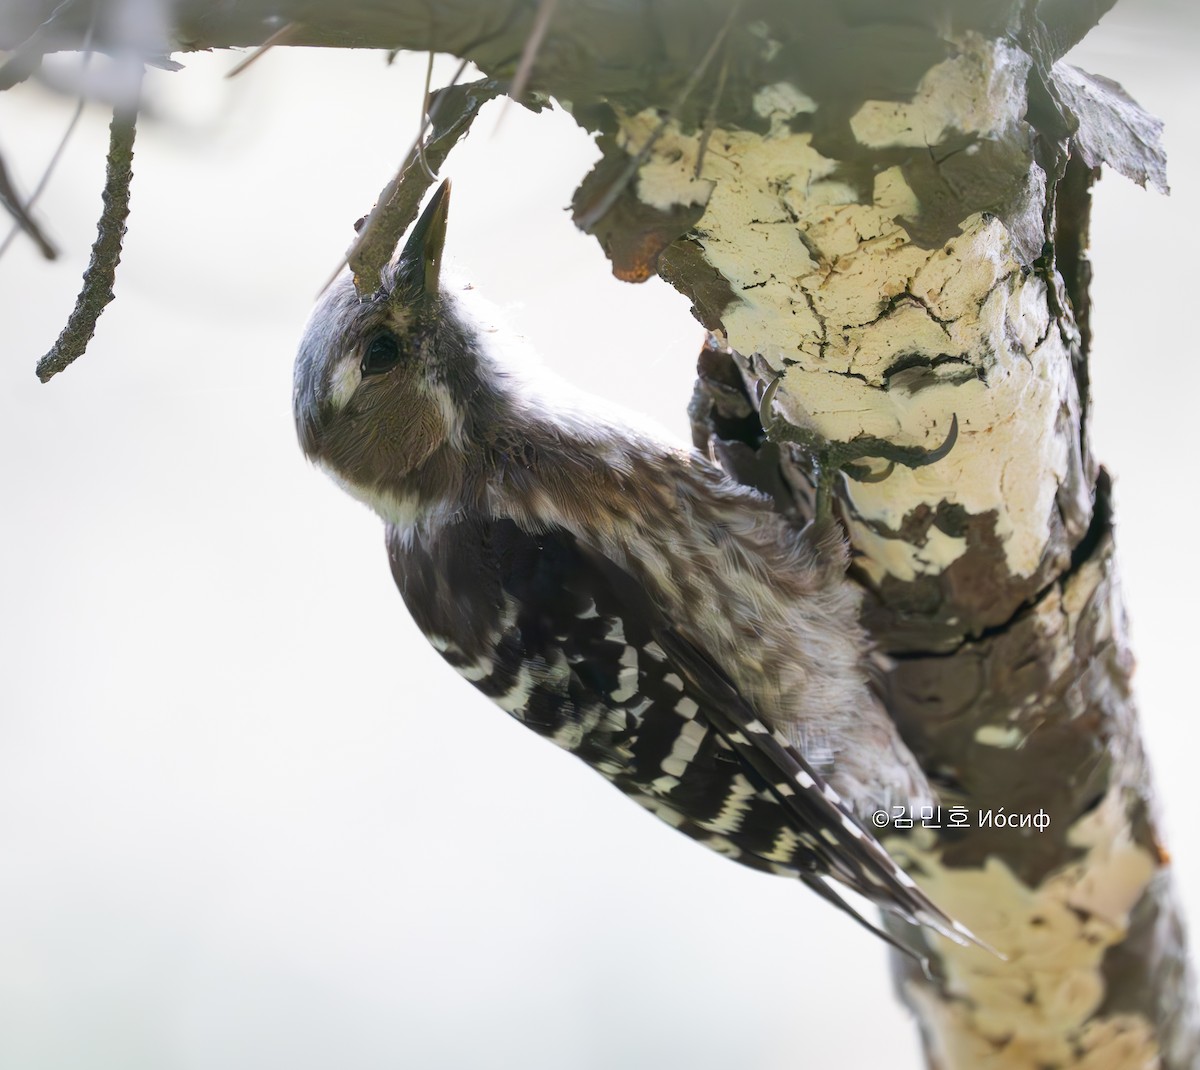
293;180;978;958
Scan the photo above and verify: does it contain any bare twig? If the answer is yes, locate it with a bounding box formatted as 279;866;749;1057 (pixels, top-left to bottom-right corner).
415;51;438;181
494;0;558;130
575;0;743;231
225;21;302;79
695;52;730;179
0;98;84;259
0;149;58;258
36;87;140;383
0;13;96;260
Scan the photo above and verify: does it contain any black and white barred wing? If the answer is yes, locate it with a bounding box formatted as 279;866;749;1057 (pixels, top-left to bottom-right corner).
389;517;976;954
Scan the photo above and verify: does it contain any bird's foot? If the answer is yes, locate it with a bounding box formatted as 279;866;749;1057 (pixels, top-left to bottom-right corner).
759;374;959;521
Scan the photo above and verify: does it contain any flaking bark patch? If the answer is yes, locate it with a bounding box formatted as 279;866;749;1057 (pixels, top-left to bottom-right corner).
572;140;707;282
855;500;1072;648
660;239;739;332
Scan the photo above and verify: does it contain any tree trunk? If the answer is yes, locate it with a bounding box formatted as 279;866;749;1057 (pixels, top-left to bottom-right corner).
4;1;1195;1066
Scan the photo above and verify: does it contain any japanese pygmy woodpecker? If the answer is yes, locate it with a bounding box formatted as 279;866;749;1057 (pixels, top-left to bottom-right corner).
292;180;978;956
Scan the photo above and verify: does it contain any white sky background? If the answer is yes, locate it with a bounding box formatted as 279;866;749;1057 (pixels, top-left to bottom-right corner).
1;4;1197;1068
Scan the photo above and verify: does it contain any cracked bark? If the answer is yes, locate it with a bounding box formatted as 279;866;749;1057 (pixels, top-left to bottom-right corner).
5;0;1195;1066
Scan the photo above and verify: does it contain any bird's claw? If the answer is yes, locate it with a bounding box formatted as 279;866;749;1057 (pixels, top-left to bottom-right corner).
758;373;959;520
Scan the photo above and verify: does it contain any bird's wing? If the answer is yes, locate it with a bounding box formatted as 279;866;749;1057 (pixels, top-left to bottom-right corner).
389;516;980;958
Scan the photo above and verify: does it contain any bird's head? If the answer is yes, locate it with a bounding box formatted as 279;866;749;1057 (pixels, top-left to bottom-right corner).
293;180;480;511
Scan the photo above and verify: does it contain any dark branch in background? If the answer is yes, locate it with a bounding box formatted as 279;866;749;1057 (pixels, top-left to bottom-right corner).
0;94;83;258
0;7;96;259
35;86;138;383
0;148;58;258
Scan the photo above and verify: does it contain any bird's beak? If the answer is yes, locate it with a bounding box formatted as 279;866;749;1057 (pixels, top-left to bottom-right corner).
399;178;451;302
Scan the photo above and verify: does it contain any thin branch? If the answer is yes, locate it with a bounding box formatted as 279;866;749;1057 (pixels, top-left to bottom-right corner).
415;51;438;181
36;86;140;383
695;52;729;179
0;12;96;260
0;148;58;258
493;0;557;131
575;0;742;231
0;98;83;259
225;21;302;79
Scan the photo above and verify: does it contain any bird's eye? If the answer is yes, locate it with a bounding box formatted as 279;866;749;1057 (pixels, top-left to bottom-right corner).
361;332;404;376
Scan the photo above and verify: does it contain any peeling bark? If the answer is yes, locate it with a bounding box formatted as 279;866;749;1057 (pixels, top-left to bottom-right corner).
671;11;1196;1067
5;0;1197;1066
